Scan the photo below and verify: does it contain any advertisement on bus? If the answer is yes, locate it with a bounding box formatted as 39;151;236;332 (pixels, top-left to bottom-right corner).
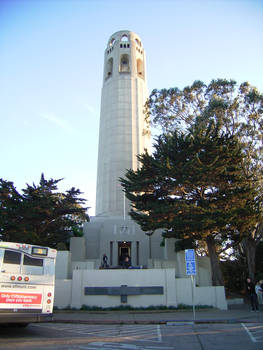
0;289;43;309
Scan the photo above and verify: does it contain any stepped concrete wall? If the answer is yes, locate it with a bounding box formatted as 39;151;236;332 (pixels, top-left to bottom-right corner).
54;268;227;310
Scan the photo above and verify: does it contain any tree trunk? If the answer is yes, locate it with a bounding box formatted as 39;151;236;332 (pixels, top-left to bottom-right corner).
241;237;257;282
206;235;224;286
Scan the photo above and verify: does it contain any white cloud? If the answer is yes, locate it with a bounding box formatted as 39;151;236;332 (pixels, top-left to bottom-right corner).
40;113;76;134
23;120;33;127
85;103;98;116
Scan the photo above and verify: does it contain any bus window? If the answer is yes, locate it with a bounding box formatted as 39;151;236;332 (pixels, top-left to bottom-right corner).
22;254;44;275
4;250;21;264
24;255;43;267
2;250;21;274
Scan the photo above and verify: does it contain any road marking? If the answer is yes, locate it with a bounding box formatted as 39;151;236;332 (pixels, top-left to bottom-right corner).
76;342;174;350
157;325;162;342
32;323;162;342
241;323;263;343
166;321;194;326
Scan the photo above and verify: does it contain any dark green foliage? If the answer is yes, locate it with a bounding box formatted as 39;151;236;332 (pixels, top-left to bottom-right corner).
0;180;23;242
120;126;254;285
121;127;253;235
121;79;263;285
221;259;247;297
0;174;89;248
174;238;195;252
57;304;212;311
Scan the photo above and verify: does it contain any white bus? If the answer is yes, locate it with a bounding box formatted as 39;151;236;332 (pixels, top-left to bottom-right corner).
0;242;57;326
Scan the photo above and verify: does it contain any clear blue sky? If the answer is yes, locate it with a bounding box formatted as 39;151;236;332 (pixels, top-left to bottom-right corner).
1;0;263;216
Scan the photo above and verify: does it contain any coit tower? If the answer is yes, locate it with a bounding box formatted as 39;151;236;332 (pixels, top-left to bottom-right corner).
96;30;151;217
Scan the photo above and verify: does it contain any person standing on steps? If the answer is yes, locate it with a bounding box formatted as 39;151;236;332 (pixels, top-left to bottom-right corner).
102;253;109;268
246;278;259;312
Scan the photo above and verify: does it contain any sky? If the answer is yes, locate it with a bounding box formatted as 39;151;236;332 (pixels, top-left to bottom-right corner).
0;0;263;216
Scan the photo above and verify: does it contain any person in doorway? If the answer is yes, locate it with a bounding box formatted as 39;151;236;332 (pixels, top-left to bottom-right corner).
246;278;259;312
102;253;109;268
119;253;125;268
124;255;131;269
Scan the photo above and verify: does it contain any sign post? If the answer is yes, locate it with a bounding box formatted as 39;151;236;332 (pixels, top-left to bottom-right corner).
185;249;196;322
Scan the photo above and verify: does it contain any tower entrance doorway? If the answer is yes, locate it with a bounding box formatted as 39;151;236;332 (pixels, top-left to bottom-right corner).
118;241;131;267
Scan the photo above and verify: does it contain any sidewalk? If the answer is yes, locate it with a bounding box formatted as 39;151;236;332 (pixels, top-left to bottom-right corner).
53;304;263;325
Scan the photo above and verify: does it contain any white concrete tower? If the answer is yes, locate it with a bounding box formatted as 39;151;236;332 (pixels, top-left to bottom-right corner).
96;30;151;217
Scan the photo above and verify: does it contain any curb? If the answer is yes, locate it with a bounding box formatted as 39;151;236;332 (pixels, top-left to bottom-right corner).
52;318;262;325
52;319;167;325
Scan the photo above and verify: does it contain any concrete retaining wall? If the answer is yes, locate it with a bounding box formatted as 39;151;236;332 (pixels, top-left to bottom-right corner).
54;279;72;308
55;251;72;279
176;278;227;309
54;268;227;310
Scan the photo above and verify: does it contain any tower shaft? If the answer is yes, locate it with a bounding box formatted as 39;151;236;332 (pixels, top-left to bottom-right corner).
96;31;151;217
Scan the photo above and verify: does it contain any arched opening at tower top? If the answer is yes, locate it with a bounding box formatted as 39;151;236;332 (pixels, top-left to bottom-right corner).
120;54;130;73
109;38;116;47
121;34;129;42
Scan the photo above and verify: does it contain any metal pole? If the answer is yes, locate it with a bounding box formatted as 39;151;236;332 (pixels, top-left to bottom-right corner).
149;235;152;259
123;191;126;221
191;275;196;322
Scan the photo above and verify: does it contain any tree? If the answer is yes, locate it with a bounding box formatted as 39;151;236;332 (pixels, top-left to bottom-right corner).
121;123;255;285
0;179;23;241
255;241;263;281
0;174;89;248
144;79;263;282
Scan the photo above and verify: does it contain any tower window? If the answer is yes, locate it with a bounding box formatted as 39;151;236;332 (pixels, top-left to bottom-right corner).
120;43;129;49
109;38;116;47
135;38;141;47
120;54;130;73
137;58;144;78
105;57;113;80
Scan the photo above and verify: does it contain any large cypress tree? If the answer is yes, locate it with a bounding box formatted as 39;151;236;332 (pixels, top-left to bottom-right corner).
0;174;89;248
142;79;263;283
121;120;258;286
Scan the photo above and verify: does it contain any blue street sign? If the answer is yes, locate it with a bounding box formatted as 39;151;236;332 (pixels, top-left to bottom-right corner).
185;249;196;275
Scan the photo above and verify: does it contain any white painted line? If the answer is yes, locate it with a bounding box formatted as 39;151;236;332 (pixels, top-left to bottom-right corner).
166;321;194;326
241;323;257;343
157;325;162;342
82;343;174;350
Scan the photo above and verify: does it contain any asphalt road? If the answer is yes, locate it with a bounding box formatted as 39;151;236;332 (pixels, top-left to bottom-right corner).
1;322;263;350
